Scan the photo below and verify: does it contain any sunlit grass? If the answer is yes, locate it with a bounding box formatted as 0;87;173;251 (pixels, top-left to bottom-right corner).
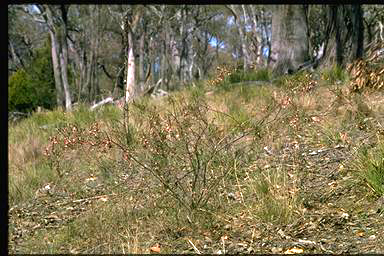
9;69;384;253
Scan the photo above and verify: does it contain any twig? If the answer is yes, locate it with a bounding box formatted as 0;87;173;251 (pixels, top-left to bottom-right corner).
221;236;226;254
71;194;115;203
188;239;201;254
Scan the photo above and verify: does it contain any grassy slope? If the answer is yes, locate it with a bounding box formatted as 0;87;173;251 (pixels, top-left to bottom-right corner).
8;72;384;254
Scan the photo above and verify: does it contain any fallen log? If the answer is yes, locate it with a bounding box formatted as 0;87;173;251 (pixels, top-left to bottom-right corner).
90;97;114;111
8;111;30;122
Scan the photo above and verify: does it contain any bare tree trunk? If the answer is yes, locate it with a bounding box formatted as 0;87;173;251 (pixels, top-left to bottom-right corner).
139;28;146;92
59;52;72;111
200;29;211;78
271;5;309;75
122;7;142;103
379;21;384;42
364;19;373;47
349;5;364;61
9;40;24;69
178;14;185;82
215;42;219;60
147;36;156;87
83;48;94;100
188;50;195;81
321;5;343;67
161;28;169;88
45;5;65;108
67;39;84;102
93;6;101;102
228;5;251;71
170;36;180;84
45;5;72;110
82;5;99;103
125;33;135;102
48;30;64;108
59;5;72;111
261;9;272;67
321;5;364;68
250;6;263;65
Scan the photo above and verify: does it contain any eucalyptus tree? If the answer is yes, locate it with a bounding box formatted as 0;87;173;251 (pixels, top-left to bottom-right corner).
363;5;384;46
121;5;144;102
148;5;177;89
82;5;102;102
205;10;227;62
226;5;252;71
8;6;28;73
192;5;223;79
307;5;327;62
271;5;310;75
321;5;364;67
247;5;272;66
8;5;47;75
149;5;196;87
23;4;73;110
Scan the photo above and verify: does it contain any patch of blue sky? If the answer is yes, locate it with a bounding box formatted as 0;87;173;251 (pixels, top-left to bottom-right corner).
209;37;225;49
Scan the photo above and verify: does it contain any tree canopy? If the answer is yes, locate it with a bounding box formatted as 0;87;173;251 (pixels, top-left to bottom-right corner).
8;4;383;112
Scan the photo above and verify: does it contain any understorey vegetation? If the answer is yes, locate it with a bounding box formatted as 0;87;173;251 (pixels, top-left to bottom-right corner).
9;63;384;253
8;4;384;254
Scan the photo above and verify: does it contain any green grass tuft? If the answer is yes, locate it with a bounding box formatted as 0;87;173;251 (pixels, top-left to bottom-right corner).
354;141;384;196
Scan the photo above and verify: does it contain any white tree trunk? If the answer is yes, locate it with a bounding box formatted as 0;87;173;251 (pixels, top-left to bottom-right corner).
139;30;146;92
125;46;135;103
250;6;263;65
60;52;72;111
229;5;251;71
59;24;72;111
45;5;72;111
48;30;64;107
121;6;142;103
170;37;180;79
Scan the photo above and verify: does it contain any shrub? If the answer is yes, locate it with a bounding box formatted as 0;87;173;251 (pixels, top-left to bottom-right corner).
8;69;38;113
8;40;56;113
128;95;252;211
43;94;260;213
276;71;318;94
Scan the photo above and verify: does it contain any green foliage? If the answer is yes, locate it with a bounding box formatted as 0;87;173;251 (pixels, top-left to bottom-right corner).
226;100;252;131
186;82;206;99
275;70;318;93
28;109;67;128
247;167;299;225
96;104;122;122
308;6;327;57
355;142;384;196
215;68;272;92
228;68;271;84
9;69;37;112
8;40;56;113
10;73;384;253
321;64;348;84
252;68;272;81
71;104;97;125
